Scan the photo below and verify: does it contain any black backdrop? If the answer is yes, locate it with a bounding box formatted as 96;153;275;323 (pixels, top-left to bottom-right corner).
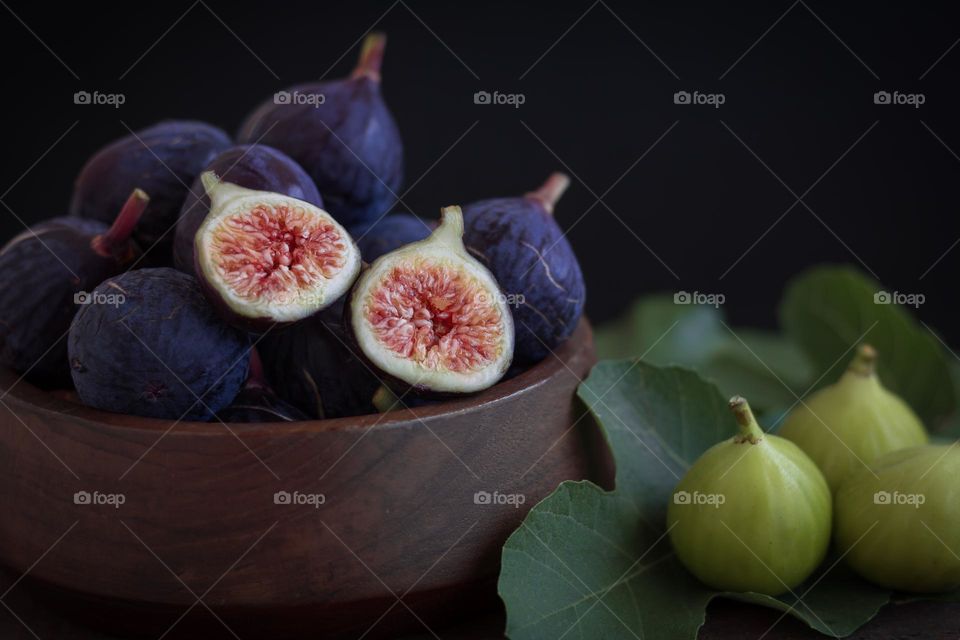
2;1;959;342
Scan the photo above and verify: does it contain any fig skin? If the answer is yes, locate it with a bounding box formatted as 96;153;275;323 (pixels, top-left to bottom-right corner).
236;33;403;227
173;144;322;274
667;397;832;596
779;344;928;493
0;190;149;388
349;206;515;396
70;121;231;262
348;213;433;263
835;444;960;593
258;300;380;419
462;173;585;364
68;268;250;421
216;348;307;422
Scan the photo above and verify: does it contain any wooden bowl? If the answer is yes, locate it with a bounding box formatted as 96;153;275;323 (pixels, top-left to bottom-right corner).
0;320;606;639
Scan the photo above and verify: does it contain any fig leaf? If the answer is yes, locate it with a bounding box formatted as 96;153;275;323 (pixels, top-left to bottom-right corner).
780;265;956;432
593;295;814;414
499;361;891;640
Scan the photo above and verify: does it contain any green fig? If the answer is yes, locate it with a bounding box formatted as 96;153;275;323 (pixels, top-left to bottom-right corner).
834;444;960;593
779;344;928;493
667;397;832;596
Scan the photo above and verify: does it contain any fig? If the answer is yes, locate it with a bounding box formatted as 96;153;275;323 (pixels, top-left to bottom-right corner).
349;213;433;263
70;121;231;261
173;144;322;273
258;300;380;419
236;33;403;227
68;268;250;421
0;189;149;388
371;384;436;413
193;172;361;331
779;344;928;492
667;396;832;596
216;348;307;422
349;206;514;395
462;173;585;364
834;444;960;593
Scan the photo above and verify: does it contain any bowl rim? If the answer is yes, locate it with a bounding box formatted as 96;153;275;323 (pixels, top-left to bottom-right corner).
0;320;592;437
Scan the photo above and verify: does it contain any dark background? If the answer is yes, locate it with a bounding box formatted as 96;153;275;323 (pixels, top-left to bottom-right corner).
1;1;959;341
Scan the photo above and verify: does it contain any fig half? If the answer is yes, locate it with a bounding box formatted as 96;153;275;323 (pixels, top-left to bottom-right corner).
194;172;361;330
349;206;514;394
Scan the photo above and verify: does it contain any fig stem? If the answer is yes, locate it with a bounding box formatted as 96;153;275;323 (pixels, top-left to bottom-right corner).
352;32;386;82
434;206;466;250
91;188;149;258
201;171;221;196
525;172;570;215
729;396;764;444
848;343;878;376
245;347;268;390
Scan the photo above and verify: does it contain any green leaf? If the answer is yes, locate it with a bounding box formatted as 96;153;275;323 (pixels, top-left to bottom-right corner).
780;265;956;431
593;295;727;367
500;361;891;640
593;295;814;413
698;330;814;413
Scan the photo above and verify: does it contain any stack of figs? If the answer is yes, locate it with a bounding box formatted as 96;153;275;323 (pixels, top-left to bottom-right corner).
0;34;586;422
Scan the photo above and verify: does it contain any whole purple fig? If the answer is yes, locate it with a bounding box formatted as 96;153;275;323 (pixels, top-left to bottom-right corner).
462;173;585;363
258;300;380;419
69;268;250;421
348;213;433;263
0;190;149;387
216;348;307;422
70;121;231;262
173;144;322;273
237;33;403;227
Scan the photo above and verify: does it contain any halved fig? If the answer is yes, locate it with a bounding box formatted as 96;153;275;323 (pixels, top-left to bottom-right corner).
195;172;361;330
349;206;514;394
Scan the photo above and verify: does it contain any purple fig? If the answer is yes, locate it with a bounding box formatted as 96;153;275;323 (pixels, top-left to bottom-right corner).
217;348;307;422
70;121;231;263
237;33;403;227
462;173;585;364
348;213;433;263
258;300;380;419
69;268;250;421
174;144;323;273
0;190;149;388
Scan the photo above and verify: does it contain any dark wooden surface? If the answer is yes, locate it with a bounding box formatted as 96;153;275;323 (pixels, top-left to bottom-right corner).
2;569;958;639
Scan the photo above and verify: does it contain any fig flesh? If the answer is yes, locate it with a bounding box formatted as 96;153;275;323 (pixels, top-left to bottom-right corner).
462;173;585;364
349;206;514;395
667;397;832;596
0;189;149;388
834;444;960;593
194;172;361;331
236;33;403;227
69;268;250;421
173;144;322;273
779;344;928;492
70;121;231;261
349;213;432;263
